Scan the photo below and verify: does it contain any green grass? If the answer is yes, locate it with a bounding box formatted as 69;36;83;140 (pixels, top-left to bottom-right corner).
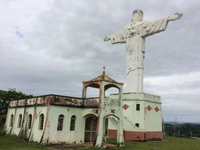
83;137;200;150
127;136;200;150
0;132;200;150
0;134;48;150
120;137;200;150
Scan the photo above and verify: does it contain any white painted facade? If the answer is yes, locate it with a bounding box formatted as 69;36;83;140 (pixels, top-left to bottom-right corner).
108;93;162;141
4;95;100;144
4;92;162;144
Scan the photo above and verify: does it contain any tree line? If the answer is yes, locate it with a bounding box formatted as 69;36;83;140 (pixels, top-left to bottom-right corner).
0;89;33;128
0;88;33;115
164;123;200;138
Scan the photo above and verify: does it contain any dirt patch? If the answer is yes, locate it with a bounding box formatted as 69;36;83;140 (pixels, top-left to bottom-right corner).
46;143;117;150
46;144;84;150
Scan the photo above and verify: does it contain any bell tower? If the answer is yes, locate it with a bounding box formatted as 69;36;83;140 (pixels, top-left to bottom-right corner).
82;69;124;147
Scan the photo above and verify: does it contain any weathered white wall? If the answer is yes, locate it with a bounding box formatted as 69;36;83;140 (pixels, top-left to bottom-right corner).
144;101;162;131
109;93;162;133
45;106;85;144
10;107;24;135
4;99;99;144
23;106;35;139
30;105;47;143
123;100;145;131
4;93;162;143
4;106;16;133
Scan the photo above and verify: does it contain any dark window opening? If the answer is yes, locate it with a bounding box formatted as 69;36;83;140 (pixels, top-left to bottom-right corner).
136;104;140;111
57;114;64;131
28;114;32;129
18;114;22;128
70;115;76;131
39;114;44;130
135;123;139;127
10;114;14;127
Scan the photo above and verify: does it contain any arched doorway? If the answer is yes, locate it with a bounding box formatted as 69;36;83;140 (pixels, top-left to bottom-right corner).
84;116;97;142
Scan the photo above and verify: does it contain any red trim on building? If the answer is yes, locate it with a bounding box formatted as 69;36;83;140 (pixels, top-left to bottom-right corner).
108;129;162;141
145;131;162;140
124;131;145;141
108;129;117;138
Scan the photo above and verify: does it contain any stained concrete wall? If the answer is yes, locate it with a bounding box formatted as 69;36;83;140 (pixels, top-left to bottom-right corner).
4;95;99;144
108;92;162;141
4;93;162;143
45;106;85;144
30;105;47;143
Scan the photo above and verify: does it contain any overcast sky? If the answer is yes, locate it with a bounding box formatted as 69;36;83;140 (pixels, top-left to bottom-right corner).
0;0;200;122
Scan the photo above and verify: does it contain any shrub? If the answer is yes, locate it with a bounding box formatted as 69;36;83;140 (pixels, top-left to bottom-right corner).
0;130;6;136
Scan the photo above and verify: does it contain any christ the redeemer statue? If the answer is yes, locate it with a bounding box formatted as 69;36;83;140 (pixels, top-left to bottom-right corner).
104;9;183;93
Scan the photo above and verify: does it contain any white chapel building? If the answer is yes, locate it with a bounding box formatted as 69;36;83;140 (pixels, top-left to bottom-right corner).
4;70;162;146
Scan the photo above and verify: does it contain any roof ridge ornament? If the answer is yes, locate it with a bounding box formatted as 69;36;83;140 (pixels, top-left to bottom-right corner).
102;66;106;78
103;66;106;72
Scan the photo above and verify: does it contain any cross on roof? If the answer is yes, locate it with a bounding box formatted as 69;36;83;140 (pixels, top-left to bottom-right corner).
103;66;106;72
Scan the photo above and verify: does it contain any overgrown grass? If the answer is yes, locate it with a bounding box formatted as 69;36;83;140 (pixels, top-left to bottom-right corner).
0;115;6;130
1;131;200;150
0;134;48;150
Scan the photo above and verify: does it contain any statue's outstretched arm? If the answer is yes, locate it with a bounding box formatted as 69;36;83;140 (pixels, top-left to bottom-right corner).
104;26;128;44
168;13;183;21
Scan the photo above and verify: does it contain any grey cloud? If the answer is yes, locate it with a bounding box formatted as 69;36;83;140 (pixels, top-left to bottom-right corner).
0;0;200;122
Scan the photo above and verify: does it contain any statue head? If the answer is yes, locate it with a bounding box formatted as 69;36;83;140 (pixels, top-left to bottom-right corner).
131;9;143;22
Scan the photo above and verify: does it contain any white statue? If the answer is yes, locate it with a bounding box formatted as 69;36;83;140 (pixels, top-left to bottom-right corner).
104;9;183;93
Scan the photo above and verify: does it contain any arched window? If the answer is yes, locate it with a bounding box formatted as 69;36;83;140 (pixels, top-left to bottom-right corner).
28;114;32;129
10;114;13;127
57;114;64;131
39;114;44;130
70;115;76;131
18;114;22;128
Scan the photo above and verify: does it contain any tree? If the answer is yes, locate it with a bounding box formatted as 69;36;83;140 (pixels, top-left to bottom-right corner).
0;88;33;115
